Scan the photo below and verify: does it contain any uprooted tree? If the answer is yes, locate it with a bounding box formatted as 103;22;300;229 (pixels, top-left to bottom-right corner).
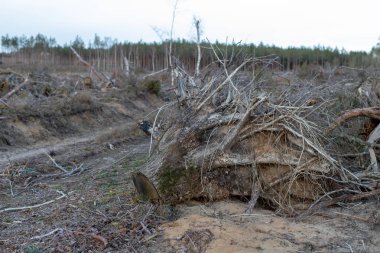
133;45;363;215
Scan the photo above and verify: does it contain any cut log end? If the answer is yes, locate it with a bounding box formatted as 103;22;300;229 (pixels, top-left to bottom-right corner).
132;172;162;204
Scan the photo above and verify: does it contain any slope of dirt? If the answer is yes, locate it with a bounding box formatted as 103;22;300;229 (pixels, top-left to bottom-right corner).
0;70;164;154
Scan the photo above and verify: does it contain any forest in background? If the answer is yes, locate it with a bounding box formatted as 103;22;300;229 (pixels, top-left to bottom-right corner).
1;33;379;73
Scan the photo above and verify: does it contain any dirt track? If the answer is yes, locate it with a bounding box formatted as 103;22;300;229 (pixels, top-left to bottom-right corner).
0;123;139;169
0;134;95;168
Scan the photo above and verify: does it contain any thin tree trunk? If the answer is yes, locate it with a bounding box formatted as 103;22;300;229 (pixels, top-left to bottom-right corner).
194;18;202;77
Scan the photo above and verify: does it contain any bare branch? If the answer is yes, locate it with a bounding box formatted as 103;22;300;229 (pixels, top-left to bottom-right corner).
45;152;70;174
0;76;28;102
70;46;105;82
367;123;380;172
169;0;179;87
0;190;68;213
326;107;380;133
222;96;266;151
45;152;84;176
31;228;64;240
300;188;380;217
196;58;252;110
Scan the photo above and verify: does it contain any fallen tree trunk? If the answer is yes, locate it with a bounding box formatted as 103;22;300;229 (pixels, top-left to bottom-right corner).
70;46;108;83
142;107;335;213
137;56;340;215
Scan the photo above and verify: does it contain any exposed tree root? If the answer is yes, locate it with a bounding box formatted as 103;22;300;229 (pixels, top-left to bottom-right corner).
135;55;341;214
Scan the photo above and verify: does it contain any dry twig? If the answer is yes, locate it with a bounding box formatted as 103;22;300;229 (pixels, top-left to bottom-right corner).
45;152;84;175
0;190;68;213
300;188;380;218
31;228;64;240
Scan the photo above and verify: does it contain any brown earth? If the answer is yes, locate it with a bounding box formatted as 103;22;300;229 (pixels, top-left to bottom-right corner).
0;70;379;253
162;201;379;253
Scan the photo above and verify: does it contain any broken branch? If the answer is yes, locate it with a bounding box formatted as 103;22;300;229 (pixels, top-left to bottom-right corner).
300;188;380;218
0;190;68;213
326;107;380;133
0;76;29;102
70;46;105;82
222;96;266;151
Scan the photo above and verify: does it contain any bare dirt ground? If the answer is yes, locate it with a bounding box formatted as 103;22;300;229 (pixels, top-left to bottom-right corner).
163;201;379;253
0;69;379;253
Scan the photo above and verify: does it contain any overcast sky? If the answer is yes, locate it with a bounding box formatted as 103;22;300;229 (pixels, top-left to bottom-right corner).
1;0;379;52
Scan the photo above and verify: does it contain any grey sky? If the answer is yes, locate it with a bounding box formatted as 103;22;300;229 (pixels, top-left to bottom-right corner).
1;0;379;52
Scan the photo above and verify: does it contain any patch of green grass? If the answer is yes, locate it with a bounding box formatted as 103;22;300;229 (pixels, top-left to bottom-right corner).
96;187;128;205
91;155;149;205
123;154;148;171
96;168;119;180
95;168;121;192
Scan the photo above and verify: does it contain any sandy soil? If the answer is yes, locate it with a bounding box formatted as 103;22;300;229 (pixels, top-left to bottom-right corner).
162;201;380;253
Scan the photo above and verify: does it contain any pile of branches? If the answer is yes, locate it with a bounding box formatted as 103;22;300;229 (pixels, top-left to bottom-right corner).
136;48;359;215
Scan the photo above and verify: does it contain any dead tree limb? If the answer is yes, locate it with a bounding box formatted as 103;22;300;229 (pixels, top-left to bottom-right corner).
222;96;266;151
196;58;252;110
70;46;105;82
0;76;28;102
45;152;84;176
367;124;380;172
327;107;380;172
194;17;202;77
326;107;380;133
143;68;168;79
31;228;64;240
300;188;380;218
169;0;179;87
0;190;68;213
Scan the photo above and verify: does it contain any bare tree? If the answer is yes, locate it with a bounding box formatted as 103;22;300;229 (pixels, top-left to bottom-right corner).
169;0;179;86
193;16;202;77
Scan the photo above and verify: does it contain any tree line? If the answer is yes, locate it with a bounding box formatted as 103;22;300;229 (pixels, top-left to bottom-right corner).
0;33;377;73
